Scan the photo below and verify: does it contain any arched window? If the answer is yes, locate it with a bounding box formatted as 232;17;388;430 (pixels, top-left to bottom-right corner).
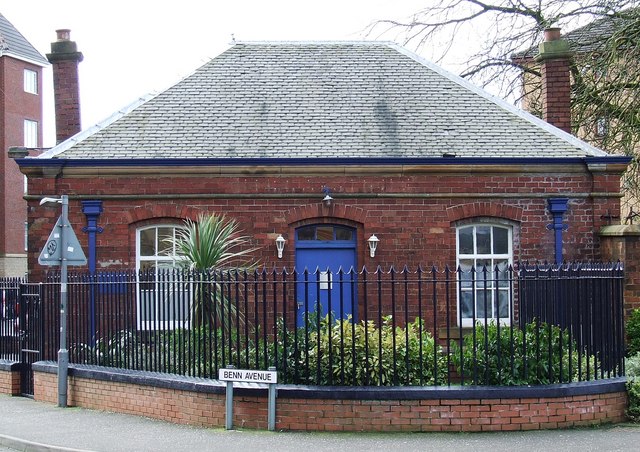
136;225;188;330
456;223;513;326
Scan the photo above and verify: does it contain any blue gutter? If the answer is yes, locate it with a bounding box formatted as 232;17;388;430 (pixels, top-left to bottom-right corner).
15;156;631;168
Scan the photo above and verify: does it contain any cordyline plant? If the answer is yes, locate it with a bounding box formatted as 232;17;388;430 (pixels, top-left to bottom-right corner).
167;213;258;329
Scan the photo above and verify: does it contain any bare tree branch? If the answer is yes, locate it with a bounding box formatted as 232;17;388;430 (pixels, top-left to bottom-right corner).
371;0;640;212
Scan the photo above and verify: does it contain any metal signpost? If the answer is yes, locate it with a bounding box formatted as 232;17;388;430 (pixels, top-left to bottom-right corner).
218;366;278;431
38;195;87;407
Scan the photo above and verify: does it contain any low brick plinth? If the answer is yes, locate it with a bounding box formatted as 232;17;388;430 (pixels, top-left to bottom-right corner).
32;362;628;432
0;361;21;395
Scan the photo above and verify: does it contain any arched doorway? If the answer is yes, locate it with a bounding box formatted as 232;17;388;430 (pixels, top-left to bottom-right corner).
295;224;357;324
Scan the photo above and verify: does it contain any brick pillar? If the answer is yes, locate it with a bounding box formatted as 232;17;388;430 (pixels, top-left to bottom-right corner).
600;225;640;318
46;29;83;144
536;28;572;134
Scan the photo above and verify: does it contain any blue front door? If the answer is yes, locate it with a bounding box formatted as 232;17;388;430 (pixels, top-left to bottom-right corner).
295;225;357;325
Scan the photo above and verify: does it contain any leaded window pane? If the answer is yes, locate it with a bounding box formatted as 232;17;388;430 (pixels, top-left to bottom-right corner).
460;292;473;319
157;227;174;256
297;226;315;241
476;226;491;254
335;227;353;241
139;229;156;256
458;226;474;254
498;290;510;318
316;226;333;241
459;259;474;288
476;289;489;318
493;227;509;254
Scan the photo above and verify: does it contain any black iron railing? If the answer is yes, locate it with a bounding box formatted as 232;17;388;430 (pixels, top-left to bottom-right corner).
0;279;45;395
0;263;626;386
0;278;22;361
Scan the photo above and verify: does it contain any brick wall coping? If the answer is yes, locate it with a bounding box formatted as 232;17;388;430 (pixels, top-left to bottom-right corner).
32;361;626;400
0;360;21;372
600;224;640;236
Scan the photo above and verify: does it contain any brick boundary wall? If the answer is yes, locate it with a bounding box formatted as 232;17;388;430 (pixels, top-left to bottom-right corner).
22;362;628;432
0;361;21;395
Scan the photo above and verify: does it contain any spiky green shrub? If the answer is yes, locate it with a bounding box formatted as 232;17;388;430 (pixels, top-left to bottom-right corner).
452;320;599;385
167;213;257;329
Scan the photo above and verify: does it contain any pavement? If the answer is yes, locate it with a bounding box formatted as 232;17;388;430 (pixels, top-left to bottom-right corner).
2;395;640;452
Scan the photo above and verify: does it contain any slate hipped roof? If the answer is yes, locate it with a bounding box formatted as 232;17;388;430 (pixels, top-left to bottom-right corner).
0;13;48;66
41;41;607;160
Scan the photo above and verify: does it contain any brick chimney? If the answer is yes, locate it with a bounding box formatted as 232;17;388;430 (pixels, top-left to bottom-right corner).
46;29;83;144
535;28;573;134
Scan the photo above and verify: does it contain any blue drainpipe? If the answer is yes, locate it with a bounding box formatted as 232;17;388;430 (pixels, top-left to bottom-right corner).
546;198;568;264
82;200;103;345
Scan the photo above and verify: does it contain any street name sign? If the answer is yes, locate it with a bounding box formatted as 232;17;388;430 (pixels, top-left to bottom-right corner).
218;368;278;384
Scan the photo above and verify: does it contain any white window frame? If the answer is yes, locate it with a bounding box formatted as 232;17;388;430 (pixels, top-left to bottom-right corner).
23;119;38;148
24;69;38;94
456;223;513;327
136;225;190;330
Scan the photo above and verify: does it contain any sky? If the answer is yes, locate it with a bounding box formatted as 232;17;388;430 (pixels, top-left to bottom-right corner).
0;0;454;147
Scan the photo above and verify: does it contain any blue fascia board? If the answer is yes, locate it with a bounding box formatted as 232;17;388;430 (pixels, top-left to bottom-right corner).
584;156;632;164
15;155;632;168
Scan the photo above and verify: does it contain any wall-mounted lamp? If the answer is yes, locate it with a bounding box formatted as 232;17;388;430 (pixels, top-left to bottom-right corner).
275;234;286;259
322;186;333;207
367;234;379;258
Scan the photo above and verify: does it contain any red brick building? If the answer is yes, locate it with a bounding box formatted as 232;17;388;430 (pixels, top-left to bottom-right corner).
0;12;48;276
15;41;629;325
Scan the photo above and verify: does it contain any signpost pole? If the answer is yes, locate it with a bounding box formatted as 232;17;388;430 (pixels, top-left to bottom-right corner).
218;367;278;431
225;365;235;430
38;195;86;409
267;366;277;431
58;195;69;408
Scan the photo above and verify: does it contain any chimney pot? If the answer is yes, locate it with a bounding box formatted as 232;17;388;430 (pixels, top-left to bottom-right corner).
56;29;71;41
544;28;562;42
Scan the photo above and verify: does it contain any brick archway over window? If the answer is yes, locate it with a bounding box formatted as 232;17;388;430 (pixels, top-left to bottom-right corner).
446;202;524;223
285;203;367;226
124;205;203;224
